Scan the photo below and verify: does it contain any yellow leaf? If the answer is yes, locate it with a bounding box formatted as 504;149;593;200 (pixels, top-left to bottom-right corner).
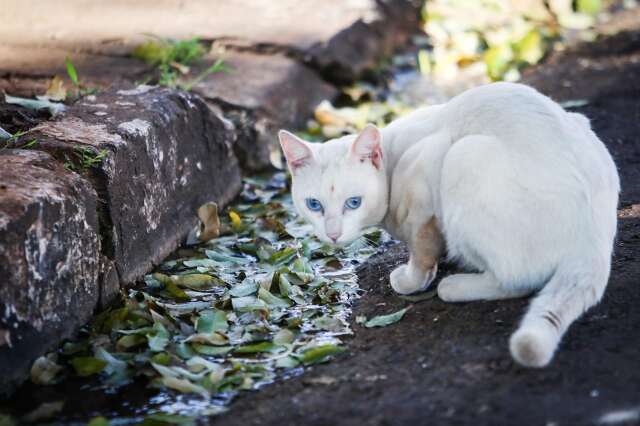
515;30;545;65
43;76;67;101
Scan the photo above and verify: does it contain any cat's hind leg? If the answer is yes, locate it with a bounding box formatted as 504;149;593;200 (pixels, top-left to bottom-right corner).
390;217;444;294
438;271;533;302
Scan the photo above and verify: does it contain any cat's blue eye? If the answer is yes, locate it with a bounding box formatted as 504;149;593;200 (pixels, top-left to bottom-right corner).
305;198;323;212
345;196;362;210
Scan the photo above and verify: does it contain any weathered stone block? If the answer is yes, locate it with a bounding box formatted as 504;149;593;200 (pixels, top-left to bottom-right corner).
29;85;242;284
0;150;101;395
192;52;337;171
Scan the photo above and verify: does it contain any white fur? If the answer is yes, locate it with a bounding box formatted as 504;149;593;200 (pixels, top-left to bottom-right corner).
280;82;620;367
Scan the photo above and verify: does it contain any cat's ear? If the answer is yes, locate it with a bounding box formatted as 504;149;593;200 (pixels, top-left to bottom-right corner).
278;130;314;172
350;124;383;169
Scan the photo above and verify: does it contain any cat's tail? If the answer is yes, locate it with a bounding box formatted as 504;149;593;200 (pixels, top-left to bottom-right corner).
509;255;611;367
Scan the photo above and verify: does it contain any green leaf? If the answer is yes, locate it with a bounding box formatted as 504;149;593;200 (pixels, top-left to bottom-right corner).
4;94;66;116
196;309;228;333
142;412;197;426
116;334;147;351
291;257;314;283
161;377;208;397
133;40;169;65
173;274;218;290
257;287;291;308
147;322;170;352
267;247;297;265
70;357;107;376
273;329;295;345
206;249;252;265
275;356;300;369
364;307;410;328
577;0;601;15
176;342;197;359
163;280;190;301
313;316;343;332
279;274;305;304
192;344;233;356
515;30;544;65
94;347;128;380
231;296;268;313
87;417;110;426
483;44;513;81
182;258;219;268
235;342;279;354
150;352;172;365
228;280;258;297
185;332;228;346
64;56;79;86
298;344;345;365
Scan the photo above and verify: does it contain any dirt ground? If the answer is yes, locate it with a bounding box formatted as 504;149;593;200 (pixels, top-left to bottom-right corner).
205;28;640;426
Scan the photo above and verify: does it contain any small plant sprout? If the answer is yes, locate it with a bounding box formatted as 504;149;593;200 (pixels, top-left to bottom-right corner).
133;37;229;89
65;146;109;172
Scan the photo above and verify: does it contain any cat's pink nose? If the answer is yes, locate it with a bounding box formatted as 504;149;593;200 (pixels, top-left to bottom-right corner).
327;232;340;243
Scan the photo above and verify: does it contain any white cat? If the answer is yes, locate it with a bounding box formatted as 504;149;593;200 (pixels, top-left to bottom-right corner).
278;82;620;368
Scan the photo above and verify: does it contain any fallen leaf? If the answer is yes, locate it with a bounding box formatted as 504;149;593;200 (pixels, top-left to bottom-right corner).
5;94;66;116
197;202;220;242
30;354;62;385
298;344;345;365
42;76;67;101
364;307;410;328
70;357;107;376
22;401;64;423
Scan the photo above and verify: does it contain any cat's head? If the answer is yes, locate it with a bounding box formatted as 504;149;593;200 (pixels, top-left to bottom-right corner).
278;125;388;245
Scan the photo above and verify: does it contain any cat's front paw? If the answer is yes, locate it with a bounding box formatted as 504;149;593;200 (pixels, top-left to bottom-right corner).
389;264;437;295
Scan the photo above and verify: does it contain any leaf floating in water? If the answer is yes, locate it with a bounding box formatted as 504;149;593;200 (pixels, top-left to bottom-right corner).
87;417;110;426
235;342;280;354
45;170;386;418
298;344;346;365
258;287;291;308
116;334;147;351
30;354;63;385
196;309;228;333
273;329;295;345
231;296;268;313
162;377;209;397
70;357;107;377
5;94;66;116
147;322;171;352
163;280;190;301
22;401;65;423
142;413;197;426
192;344;233;356
173;273;219;290
229;280;259;297
364;307;410;328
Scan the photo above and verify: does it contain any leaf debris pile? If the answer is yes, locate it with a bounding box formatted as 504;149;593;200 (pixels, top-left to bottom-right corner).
31;173;388;421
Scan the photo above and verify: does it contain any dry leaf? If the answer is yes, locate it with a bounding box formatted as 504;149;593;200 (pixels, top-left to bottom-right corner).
198;202;220;242
43;76;67;101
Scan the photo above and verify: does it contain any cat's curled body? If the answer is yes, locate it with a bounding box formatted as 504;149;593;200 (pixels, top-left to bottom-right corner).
279;82;620;368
